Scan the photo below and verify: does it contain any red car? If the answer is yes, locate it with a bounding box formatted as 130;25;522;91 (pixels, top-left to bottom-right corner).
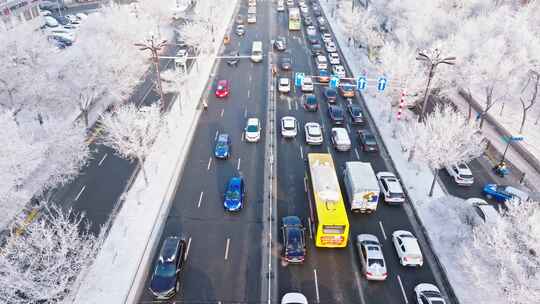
215;80;230;98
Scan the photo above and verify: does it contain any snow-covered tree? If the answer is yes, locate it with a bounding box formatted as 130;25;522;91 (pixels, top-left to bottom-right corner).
0;203;104;303
100;103;165;185
400;104;485;196
518;70;540;134
161;69;189;113
461;198;540;304
176;20;213;54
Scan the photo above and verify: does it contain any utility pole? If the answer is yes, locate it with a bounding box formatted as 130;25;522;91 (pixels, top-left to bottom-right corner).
416;49;456;122
134;35;168;110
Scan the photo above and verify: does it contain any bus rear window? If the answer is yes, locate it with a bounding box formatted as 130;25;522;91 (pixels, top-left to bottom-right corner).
322;225;345;234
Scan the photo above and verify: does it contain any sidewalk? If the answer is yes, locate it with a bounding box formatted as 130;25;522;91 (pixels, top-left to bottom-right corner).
72;0;238;302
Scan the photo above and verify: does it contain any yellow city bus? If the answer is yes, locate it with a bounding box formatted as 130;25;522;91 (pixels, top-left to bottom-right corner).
307;153;350;248
288;7;301;30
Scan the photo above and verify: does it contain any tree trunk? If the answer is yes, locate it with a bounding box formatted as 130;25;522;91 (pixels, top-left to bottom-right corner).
408;146;415;162
519;108;527;134
428;168;438;197
467;101;472;122
499;102;505;116
138;156;149;186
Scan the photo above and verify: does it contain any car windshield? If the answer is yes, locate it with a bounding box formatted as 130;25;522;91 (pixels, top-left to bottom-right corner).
326;89;336;97
308;126;321;136
332;108;343;117
247;125;258;132
286;229;304;255
283;120;295;130
306;97;316;104
342;84;353;91
217;85;224;90
226;190;240;200
364;134;376;144
154;262;175;278
368;258;385;267
389;192;404;198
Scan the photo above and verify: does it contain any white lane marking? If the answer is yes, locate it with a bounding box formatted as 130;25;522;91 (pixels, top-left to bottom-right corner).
397;275;409;304
215;130;219;140
326;146;331;153
354;148;360;160
313;268;320;303
75;185;86;201
220;109;225;117
249;75;252;82
307;216;313;239
288;98;292;110
242;131;245;142
184;237;192;261
237;158;241;170
379;221;387;240
248;89;251;98
224;238;231;260
98;153;108;166
294;99;298;111
300;145;304;159
244;107;248;118
207;157;212;170
197;191;204;208
304;175;308;193
346;124;351;133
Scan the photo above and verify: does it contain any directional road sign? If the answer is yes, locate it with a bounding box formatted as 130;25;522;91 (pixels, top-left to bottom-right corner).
295;72;305;87
329;76;340;89
356;76;367;91
377;76;387;92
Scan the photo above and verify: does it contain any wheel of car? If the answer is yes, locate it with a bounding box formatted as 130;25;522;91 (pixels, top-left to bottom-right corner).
485;194;493;200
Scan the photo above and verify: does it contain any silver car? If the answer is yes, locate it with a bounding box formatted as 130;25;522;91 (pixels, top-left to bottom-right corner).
356;234;388;281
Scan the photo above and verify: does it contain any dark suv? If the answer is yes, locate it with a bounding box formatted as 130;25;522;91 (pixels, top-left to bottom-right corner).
281;216;306;263
328;105;345;125
149;236;187;299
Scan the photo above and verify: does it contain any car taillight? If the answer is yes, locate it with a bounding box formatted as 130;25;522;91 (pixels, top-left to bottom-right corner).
403;256;408;261
366;272;373;277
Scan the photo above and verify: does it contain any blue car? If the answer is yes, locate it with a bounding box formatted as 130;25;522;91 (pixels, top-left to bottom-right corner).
214;134;230;159
149;236;186;299
482;184;529;203
224;176;245;211
281;216;306;263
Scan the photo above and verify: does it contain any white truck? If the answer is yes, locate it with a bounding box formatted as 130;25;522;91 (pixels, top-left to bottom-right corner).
343;161;380;213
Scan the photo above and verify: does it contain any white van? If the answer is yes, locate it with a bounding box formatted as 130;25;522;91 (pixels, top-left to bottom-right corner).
251;41;263;62
248;6;256;14
331;127;351;151
315;55;327;70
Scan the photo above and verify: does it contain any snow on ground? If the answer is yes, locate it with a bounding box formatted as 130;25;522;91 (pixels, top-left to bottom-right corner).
319;1;505;303
73;1;239;302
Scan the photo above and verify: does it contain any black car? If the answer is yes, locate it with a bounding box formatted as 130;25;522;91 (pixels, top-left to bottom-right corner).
358;130;379;152
274;36;287;51
310;43;323;57
280;55;292;70
303;16;313;26
303;94;318;111
47;35;72;48
328;105;345;125
226;51;240;66
54;15;71;25
323;87;337;103
149;236;186;299
347;104;364;124
319;24;328;32
307;34;319;45
281;216;306;263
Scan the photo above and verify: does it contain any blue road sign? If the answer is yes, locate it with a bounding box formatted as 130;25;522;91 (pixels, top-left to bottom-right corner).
377;76;387;92
511;135;524;141
329;76;340;89
295;72;305;87
356;76;367;91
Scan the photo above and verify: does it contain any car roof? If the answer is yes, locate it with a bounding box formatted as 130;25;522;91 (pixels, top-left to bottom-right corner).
228;176;243;188
395;231;421;253
282;215;301;226
247;117;259;125
279;78;290;84
160;236;180;262
217;133;229;141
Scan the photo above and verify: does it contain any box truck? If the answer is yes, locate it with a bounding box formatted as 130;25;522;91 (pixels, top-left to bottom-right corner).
343;161;380;213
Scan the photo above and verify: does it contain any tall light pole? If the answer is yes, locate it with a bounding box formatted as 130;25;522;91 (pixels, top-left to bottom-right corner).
416;49;456;122
134;36;168;110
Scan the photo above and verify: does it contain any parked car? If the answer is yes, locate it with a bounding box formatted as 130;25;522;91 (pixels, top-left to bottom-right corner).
75;12;88;20
224;176;245;211
149;236;186;299
376;172;405;204
215;80;230;98
245;118;261;142
347;104;364;124
414;284;446;304
274;36;287;51
445;163;474;186
356;234;388;281
301;76;314;92
482;184;529;203
47;35;72;48
278;77;291;93
44;15;59;28
281;216;306;263
281;116;298;138
305;122;323;145
235;15;244;24
465;198;500;225
324;87;337;103
318;69;330;83
235;24;246;36
281;293;308;304
303;94;318;111
392;230;423;267
357;130;378;152
328;105;345;125
331;127;351;151
54;15;71;25
214;134;231;159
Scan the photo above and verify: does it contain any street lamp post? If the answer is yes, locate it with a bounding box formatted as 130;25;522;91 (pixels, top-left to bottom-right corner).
416;49;456;122
134;36;168;110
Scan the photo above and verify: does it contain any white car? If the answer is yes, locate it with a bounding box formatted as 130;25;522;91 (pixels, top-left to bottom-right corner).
392;230;423;267
281;116;297;138
330;127;351;151
245;118;261;142
300;5;308;13
325;41;337;52
332;65;346;78
301;76;314;92
376;172;405;204
281;292;308;304
414;283;446;304
277;3;285;11
305;122;323;145
321;33;332;43
445;163;474;186
328;52;340;65
44;15;59;27
247;14;257;23
175;49;188;65
306;25;317;36
356;234;388;281
465;198;500;225
47;29;76;42
278;77;291;93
